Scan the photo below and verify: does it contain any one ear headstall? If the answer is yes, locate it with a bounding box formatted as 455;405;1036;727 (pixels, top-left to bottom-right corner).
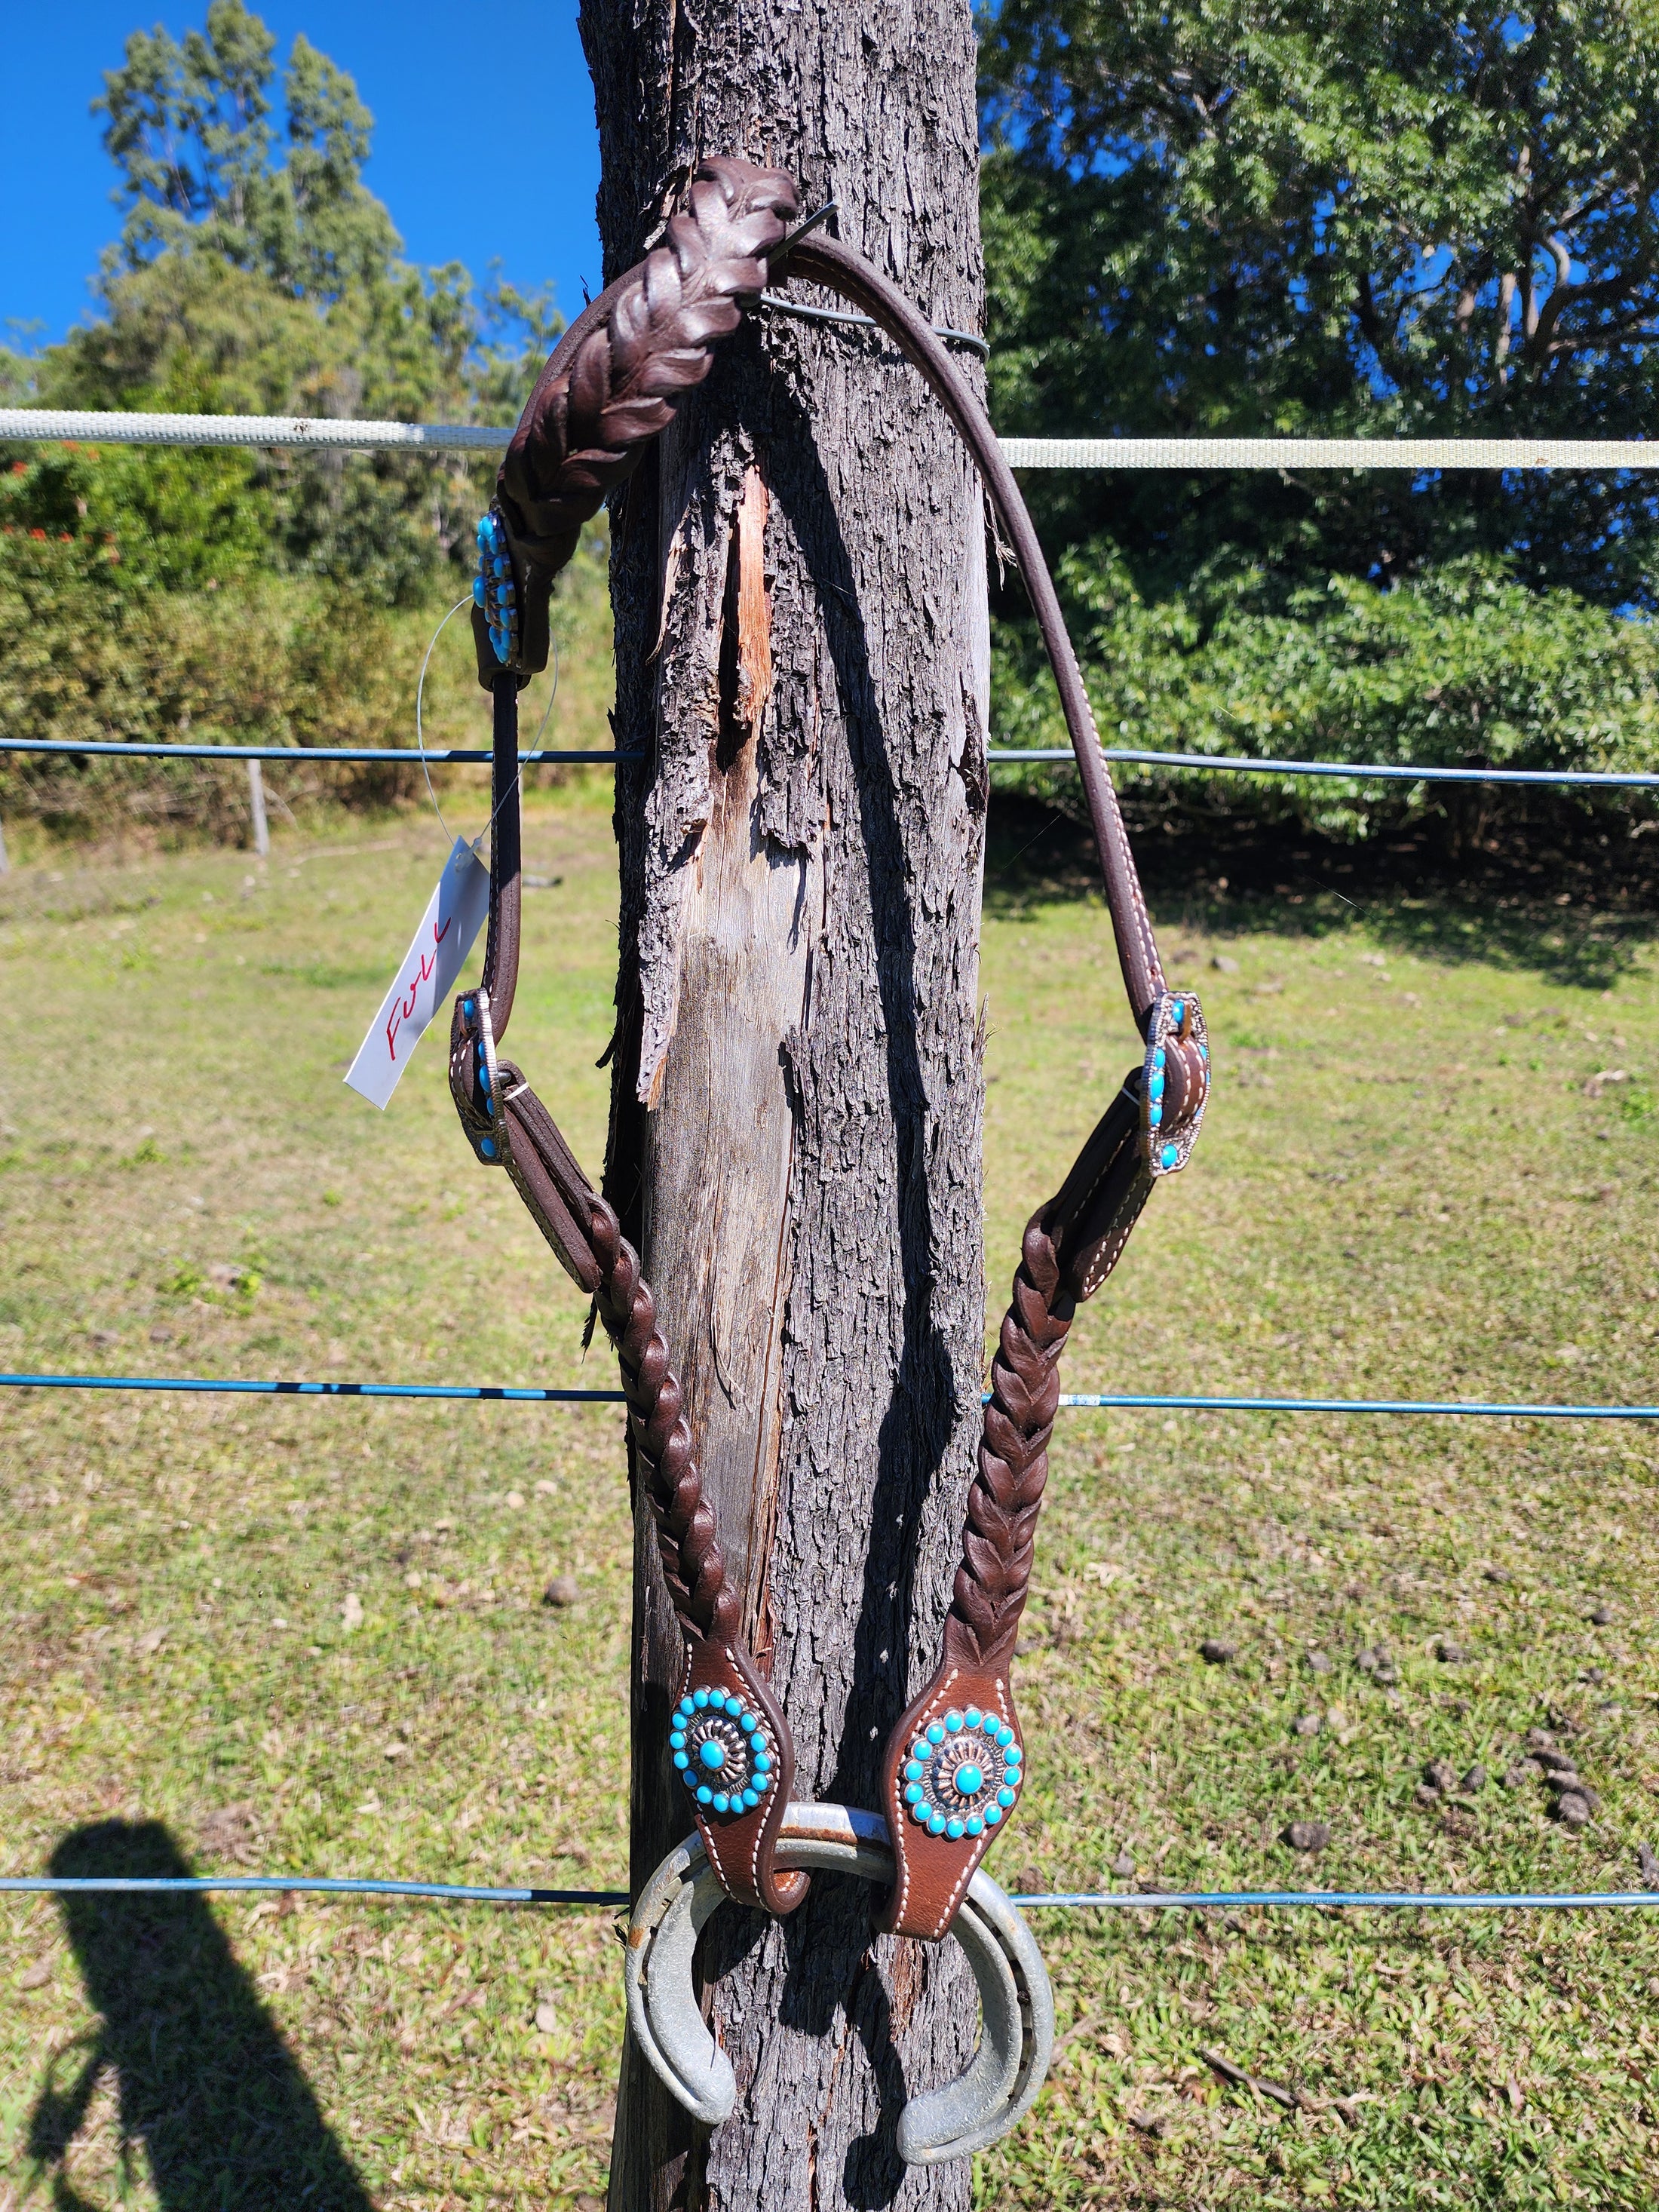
446;156;1208;1941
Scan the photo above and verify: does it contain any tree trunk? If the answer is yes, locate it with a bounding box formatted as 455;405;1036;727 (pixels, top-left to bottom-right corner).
578;6;989;2207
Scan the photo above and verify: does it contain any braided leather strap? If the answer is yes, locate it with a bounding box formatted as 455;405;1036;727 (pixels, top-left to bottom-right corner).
472;155;801;688
875;1085;1158;1938
447;982;804;1914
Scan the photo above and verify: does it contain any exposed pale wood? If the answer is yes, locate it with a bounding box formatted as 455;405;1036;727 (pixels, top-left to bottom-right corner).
580;5;989;2205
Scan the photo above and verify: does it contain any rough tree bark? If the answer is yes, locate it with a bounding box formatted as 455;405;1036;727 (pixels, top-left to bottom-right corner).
576;5;989;2206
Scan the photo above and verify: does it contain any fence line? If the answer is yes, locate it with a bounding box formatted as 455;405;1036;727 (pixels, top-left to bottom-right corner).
4;736;1655;791
4;412;1654;471
4;1873;1655;1912
0;738;624;766
5;1372;1657;1422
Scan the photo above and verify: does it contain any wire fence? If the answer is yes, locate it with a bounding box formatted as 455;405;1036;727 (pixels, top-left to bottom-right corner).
5;404;1656;1951
3;735;1657;790
4;1369;1659;1422
3;1875;1657;1913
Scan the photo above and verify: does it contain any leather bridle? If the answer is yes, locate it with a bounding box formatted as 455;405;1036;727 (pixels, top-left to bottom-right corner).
447;158;1208;1943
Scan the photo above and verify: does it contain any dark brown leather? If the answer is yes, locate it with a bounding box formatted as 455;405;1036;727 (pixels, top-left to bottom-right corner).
448;156;1214;1934
472;157;802;691
447;945;805;1915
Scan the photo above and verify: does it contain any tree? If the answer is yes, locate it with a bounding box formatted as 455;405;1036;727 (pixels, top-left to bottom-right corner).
31;0;480;601
576;4;991;2204
978;0;1659;818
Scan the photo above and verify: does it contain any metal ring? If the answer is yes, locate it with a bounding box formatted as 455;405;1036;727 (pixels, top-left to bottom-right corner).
622;1801;1053;2164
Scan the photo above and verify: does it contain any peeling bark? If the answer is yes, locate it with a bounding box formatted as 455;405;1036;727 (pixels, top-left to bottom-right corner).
578;5;989;2207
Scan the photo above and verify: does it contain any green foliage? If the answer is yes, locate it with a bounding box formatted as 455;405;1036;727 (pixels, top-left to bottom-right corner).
979;0;1659;827
997;548;1659;836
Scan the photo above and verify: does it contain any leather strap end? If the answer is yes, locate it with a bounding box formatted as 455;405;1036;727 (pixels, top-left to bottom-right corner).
498;1074;606;1296
875;1662;1025;1940
1044;1078;1155;1305
676;1638;808;1917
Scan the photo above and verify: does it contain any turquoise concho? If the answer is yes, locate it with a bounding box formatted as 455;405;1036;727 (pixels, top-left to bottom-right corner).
900;1706;1023;1841
670;1689;777;1818
473;508;518;668
1143;986;1209;1179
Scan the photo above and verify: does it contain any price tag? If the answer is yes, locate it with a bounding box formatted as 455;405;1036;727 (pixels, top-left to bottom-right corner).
345;838;491;1109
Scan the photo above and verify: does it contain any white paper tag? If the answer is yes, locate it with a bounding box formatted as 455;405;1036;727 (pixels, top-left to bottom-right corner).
344;838;492;1110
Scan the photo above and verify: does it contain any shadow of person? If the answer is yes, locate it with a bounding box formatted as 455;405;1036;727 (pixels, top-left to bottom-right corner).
26;1821;374;2210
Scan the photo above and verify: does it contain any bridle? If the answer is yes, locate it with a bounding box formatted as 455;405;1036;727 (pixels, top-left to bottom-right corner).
447;155;1208;2144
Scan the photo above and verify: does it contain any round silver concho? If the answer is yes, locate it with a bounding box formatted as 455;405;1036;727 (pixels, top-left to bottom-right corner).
670;1689;777;1818
900;1705;1024;1839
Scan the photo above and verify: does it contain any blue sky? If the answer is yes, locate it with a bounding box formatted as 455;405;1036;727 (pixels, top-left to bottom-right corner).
2;2;603;350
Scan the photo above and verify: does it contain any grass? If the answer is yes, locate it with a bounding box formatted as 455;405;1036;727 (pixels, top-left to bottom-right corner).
2;787;1658;2209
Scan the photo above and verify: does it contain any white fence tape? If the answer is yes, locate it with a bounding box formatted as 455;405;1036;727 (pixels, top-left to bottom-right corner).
2;413;1652;469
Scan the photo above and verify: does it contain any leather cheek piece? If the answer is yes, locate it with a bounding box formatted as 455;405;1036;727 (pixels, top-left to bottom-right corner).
875;1667;1024;1941
678;1637;808;1917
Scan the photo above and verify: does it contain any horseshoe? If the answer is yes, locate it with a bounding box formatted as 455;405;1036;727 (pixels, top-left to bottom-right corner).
622;1802;1054;2164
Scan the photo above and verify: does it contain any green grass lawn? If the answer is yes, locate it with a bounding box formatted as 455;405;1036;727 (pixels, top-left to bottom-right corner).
2;787;1657;2210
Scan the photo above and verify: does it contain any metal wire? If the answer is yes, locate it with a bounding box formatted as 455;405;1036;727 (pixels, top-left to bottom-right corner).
5;1875;1655;1912
991;744;1659;789
757;291;989;357
0;737;623;765
0;1876;626;1904
1;738;1648;790
5;413;1655;469
5;1372;1657;1421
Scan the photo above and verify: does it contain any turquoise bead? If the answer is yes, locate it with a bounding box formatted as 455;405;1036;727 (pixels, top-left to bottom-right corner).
964;1706;983;1729
713;1793;729;1813
1161;1143;1179;1169
480;1139;496;1158
904;1783;924;1805
928;1812;947;1836
740;1710;758;1732
910;1800;929;1824
750;1734;767;1756
998;1787;1017;1808
980;1714;1000;1735
1153;1047;1166;1068
995;1725;1014;1746
1004;1743;1023;1767
986;1804;1003;1824
946;1818;964;1840
903;1761;923;1782
1173;999;1185;1023
926;1723;945;1745
698;1739;726;1771
911;1738;928;1760
743;1789;759;1809
472;576;485;606
462;999;474;1017
966;1815;983;1836
753;1752;771;1773
945;1710;963;1733
676;1698;694;1719
694;1690;710;1708
953;1763;983;1796
1148;1102;1162;1128
696;1784;713;1805
673;1750;688;1770
682;1769;697;1789
669;1732;685;1750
